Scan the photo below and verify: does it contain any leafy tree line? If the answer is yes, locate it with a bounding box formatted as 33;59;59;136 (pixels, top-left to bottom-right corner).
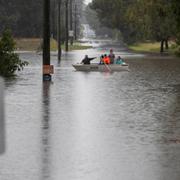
0;0;42;37
0;0;84;40
90;0;180;52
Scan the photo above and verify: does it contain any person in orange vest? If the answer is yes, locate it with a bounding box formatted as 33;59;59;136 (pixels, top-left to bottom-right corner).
103;54;110;64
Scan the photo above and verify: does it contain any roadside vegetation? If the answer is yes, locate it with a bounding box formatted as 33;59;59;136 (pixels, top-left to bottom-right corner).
88;0;180;55
128;42;161;53
15;38;92;51
45;39;92;51
0;30;28;77
128;41;180;55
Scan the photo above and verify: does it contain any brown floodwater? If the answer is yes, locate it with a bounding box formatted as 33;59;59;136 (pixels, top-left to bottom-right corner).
0;41;180;180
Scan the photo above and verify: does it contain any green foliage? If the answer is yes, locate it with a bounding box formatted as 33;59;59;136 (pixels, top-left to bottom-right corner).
0;0;43;37
0;30;28;77
0;0;84;41
171;0;180;44
91;0;138;44
91;0;179;46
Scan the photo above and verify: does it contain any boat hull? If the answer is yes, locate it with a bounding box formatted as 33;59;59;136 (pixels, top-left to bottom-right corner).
72;64;129;72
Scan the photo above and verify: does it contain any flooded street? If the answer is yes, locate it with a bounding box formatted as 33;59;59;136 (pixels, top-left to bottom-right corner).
1;41;180;180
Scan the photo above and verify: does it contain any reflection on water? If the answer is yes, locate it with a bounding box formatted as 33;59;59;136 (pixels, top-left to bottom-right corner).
41;82;51;180
0;42;180;180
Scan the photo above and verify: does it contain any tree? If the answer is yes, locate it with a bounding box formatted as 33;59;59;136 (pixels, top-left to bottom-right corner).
172;0;180;45
0;30;28;77
0;0;43;37
91;0;178;52
126;0;177;52
91;0;140;44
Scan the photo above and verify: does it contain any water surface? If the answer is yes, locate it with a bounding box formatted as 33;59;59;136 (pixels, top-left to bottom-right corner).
1;42;180;180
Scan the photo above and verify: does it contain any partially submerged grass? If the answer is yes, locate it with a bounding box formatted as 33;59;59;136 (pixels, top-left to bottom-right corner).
50;39;92;51
128;42;161;53
15;38;92;51
128;41;179;55
15;38;41;51
61;44;92;51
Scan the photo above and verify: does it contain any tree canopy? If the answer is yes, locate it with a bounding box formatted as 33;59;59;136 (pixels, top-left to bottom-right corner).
90;0;180;48
0;0;42;37
0;0;84;39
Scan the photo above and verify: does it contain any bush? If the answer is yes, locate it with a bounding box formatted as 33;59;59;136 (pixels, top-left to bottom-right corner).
0;30;28;77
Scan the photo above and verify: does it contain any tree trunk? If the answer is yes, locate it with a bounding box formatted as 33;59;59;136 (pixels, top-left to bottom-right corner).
165;39;169;49
57;0;62;61
65;0;69;52
160;39;164;53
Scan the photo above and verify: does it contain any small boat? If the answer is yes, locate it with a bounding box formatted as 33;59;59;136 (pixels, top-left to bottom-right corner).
72;63;129;72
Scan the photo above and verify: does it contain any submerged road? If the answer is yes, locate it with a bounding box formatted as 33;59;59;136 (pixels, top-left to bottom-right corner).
1;40;180;180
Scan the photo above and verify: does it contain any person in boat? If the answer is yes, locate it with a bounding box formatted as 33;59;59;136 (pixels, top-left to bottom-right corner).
109;49;115;64
116;56;125;64
81;55;96;65
103;54;110;64
99;55;104;64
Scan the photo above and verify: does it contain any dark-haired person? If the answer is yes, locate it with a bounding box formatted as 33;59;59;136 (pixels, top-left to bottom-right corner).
81;55;96;64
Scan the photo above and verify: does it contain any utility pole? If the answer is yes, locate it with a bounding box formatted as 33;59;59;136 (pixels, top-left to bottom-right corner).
74;4;77;41
51;0;56;38
57;0;62;61
69;0;73;45
43;0;53;81
65;0;69;52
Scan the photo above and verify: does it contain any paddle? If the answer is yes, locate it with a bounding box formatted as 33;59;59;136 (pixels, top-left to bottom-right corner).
104;63;111;72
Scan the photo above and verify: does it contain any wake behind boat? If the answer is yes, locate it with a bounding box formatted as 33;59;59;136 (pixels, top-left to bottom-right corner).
72;63;129;72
